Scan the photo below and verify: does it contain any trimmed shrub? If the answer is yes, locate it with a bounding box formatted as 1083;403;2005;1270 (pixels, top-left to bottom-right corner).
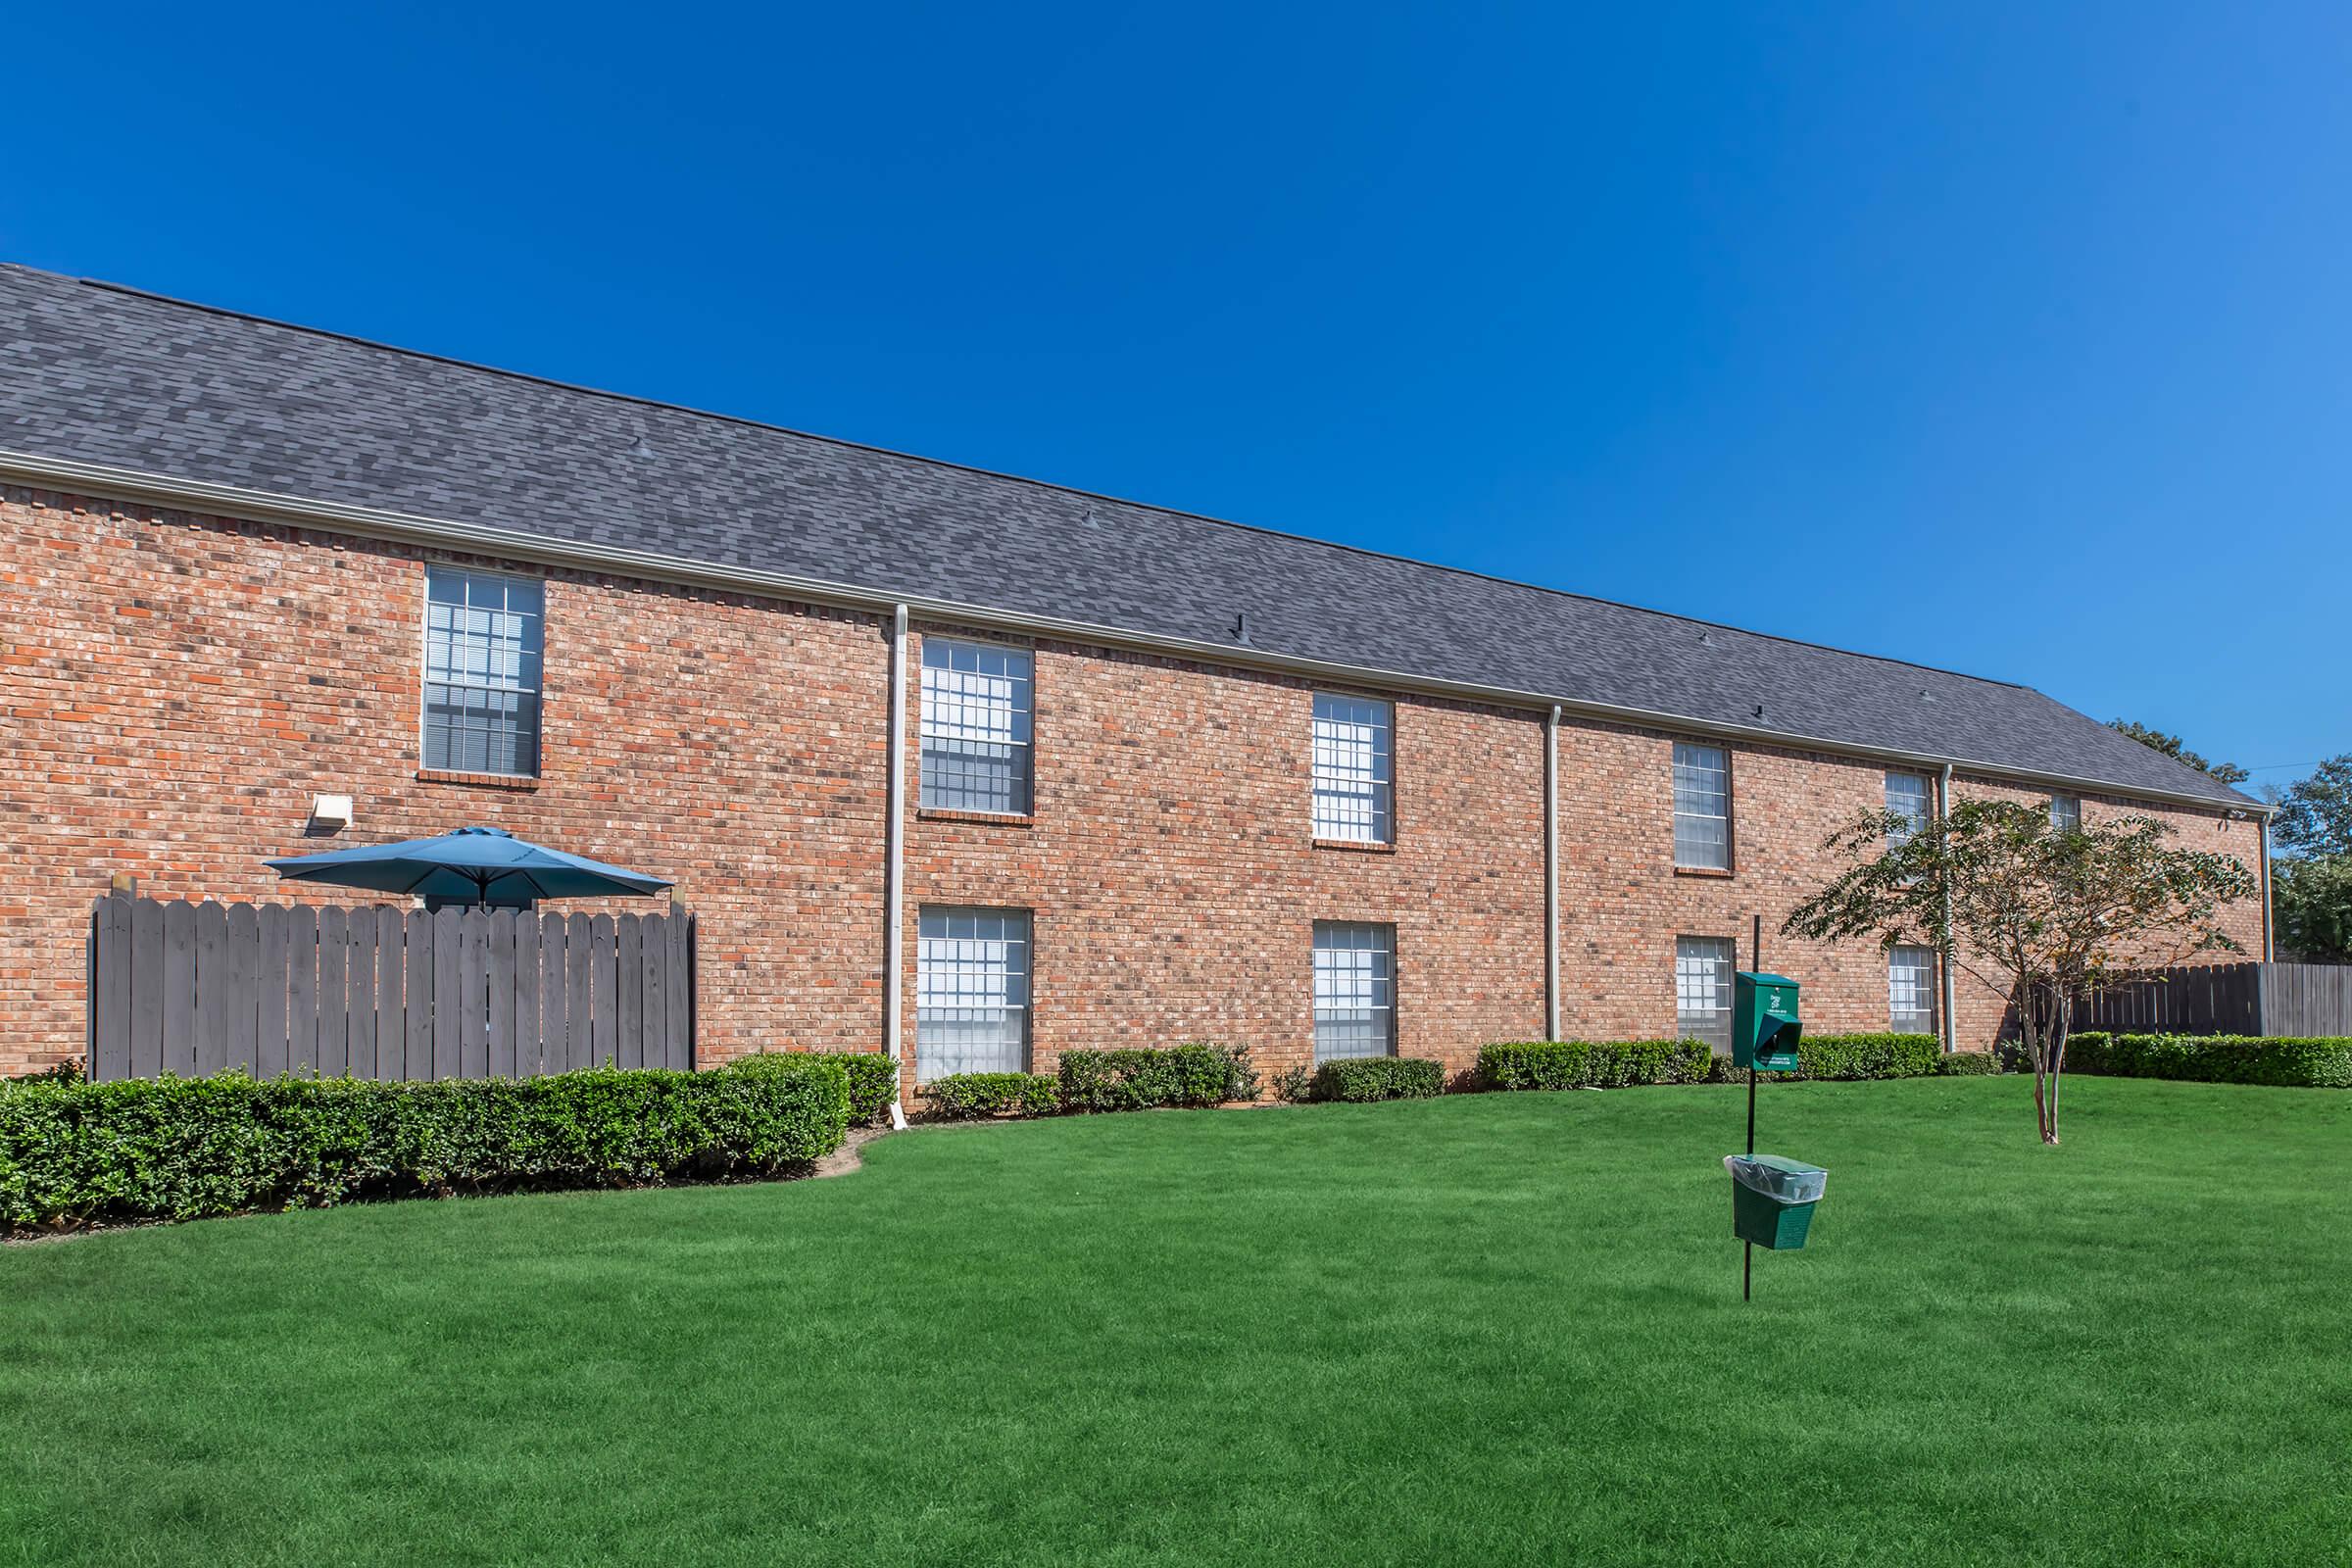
1938;1051;2003;1076
2065;1032;2352;1089
731;1050;899;1125
1057;1044;1259;1113
921;1072;1062;1119
1271;1065;1314;1104
1795;1033;1943;1081
1310;1056;1445;1102
1480;1039;1709;1091
0;1058;851;1232
1698;1035;1943;1082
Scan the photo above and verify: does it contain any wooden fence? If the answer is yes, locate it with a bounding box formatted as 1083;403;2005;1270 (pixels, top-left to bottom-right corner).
86;896;695;1082
2075;962;2352;1038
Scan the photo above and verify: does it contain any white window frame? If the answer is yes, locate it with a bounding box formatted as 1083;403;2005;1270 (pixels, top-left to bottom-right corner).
2049;795;2082;833
1311;694;1394;844
1673;743;1732;870
1886;770;1934;848
914;906;1031;1083
419;564;544;779
1313;921;1396;1063
1676;935;1737;1053
1888;945;1936;1034
919;638;1034;815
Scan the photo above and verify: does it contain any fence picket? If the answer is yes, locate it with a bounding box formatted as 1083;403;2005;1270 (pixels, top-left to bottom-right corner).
565;914;595;1069
193;902;230;1076
488;909;517;1079
642;914;668;1071
375;907;405;1081
225;904;261;1073
92;897;131;1082
432;907;462;1079
129;897;165;1080
345;906;376;1080
317;906;349;1079
666;914;693;1070
405;910;431;1082
539;913;568;1071
257;905;289;1076
287;906;318;1075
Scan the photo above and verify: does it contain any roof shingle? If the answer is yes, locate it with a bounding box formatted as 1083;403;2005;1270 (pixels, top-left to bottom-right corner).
0;264;2253;808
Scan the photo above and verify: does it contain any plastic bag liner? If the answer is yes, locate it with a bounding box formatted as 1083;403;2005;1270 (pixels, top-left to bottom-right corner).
1723;1153;1828;1204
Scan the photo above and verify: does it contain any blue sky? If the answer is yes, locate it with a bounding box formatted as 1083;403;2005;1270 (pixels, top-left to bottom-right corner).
6;3;2344;787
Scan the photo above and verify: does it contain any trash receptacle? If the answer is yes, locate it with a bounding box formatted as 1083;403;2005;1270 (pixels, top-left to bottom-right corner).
1725;1153;1828;1250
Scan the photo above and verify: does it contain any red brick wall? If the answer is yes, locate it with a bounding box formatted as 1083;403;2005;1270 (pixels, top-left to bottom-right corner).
898;627;1546;1090
0;484;2268;1079
0;486;888;1076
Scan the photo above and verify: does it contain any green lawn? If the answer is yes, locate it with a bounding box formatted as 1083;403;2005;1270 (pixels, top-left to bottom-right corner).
4;1078;2348;1567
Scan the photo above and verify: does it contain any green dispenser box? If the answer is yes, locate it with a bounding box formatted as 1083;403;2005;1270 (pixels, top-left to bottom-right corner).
1733;971;1802;1072
1725;1153;1829;1250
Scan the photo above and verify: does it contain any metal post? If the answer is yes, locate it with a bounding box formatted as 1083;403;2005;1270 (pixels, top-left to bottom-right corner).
1744;913;1761;1301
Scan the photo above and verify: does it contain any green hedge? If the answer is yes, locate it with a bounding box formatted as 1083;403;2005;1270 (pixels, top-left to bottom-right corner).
1794;1033;1943;1081
0;1059;851;1231
921;1072;1062;1119
732;1050;898;1125
1479;1040;1712;1091
2065;1032;2352;1088
1938;1051;2003;1076
1310;1057;1445;1102
1057;1044;1258;1112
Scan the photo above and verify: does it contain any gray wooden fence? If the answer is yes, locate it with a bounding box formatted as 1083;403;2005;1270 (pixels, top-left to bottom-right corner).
2076;962;2352;1038
87;896;695;1082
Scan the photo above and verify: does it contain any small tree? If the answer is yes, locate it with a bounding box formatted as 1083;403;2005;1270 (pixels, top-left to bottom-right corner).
1784;800;2256;1145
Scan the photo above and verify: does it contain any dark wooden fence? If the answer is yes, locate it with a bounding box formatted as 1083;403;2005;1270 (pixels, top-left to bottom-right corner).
2076;962;2352;1038
87;896;695;1082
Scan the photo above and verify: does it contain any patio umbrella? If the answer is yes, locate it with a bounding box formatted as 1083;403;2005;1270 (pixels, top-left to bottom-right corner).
265;826;671;909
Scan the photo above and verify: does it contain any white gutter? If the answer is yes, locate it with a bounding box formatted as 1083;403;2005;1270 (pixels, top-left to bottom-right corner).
0;449;2271;821
2260;816;2274;962
1544;705;1560;1042
884;604;909;1130
1938;763;1958;1054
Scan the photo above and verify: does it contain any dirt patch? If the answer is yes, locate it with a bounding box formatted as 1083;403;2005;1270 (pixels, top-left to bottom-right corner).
811;1124;891;1179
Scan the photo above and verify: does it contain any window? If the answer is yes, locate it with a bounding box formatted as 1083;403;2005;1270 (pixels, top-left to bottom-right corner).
915;907;1030;1082
422;567;543;776
1889;945;1936;1033
1675;936;1736;1053
1886;771;1933;847
1673;743;1731;869
1313;922;1396;1063
920;640;1033;814
1311;695;1393;843
2049;795;2082;833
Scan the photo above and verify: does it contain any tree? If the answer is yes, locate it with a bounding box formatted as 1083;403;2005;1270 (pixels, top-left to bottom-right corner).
1784;800;2256;1145
2105;719;2249;786
2269;754;2352;859
2272;854;2352;962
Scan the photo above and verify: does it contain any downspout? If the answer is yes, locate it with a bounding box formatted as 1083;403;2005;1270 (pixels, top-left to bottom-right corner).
884;605;909;1129
1544;705;1561;1041
1938;763;1958;1054
2260;815;2274;962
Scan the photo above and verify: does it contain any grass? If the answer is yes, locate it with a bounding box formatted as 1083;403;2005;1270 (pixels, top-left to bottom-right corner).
4;1077;2348;1567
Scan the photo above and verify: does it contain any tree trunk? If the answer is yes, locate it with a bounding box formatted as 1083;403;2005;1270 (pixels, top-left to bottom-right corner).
2043;992;2072;1146
2023;983;2054;1144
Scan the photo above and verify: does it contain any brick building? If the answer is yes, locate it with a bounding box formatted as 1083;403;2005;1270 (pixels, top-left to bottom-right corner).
0;266;2272;1084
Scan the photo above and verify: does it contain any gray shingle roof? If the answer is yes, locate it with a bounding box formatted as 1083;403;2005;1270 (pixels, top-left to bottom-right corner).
0;263;2254;809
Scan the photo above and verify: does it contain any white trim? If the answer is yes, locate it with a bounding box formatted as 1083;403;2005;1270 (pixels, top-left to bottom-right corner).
885;604;907;1081
1544;705;1560;1042
0;449;2270;820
